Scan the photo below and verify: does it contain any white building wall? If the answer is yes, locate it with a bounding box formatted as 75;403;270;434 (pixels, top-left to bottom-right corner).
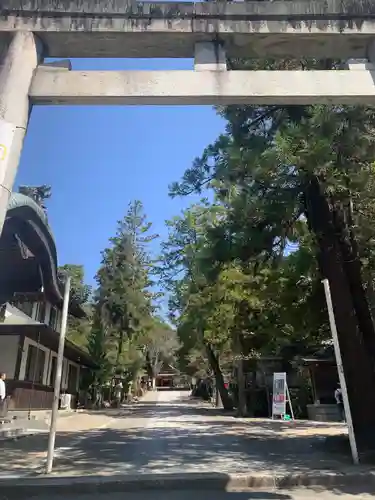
48;351;57;386
18;336;50;384
45;302;51;325
4;304;82;392
67;361;80;392
0;335;20;379
5;302;63;331
62;358;68;389
31;302;38;320
4;304;36;325
19;338;80;392
55;308;61;334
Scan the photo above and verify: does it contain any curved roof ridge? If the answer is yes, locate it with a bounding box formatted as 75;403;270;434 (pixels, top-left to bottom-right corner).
7;192;54;240
6;192;86;319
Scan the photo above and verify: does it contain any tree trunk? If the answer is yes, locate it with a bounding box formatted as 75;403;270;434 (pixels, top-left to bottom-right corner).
235;334;247;416
204;342;233;410
246;371;257;417
236;357;247;416
152;377;156;391
215;386;223;408
115;331;124;370
332;207;375;364
305;177;375;450
127;381;133;400
366;280;375;324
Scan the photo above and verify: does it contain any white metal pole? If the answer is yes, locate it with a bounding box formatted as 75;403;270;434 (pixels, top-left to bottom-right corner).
322;278;359;465
45;276;71;474
286;383;295;420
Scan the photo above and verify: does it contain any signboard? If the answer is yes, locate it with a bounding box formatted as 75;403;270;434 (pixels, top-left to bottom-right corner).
272;372;287;417
0;118;16;183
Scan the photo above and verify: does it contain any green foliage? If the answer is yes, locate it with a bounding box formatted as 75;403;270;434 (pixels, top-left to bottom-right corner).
65;303;92;351
165;58;375;383
58;264;92;306
91;200;162;383
87;310;112;384
57;264;92;350
142;317;180;379
65;201;181;392
29;55;375;425
166;59;375;423
95;200;156;342
161;204;239;381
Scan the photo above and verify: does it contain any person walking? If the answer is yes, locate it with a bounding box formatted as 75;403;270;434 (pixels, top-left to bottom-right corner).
334;383;345;422
0;372;7;419
114;381;123;408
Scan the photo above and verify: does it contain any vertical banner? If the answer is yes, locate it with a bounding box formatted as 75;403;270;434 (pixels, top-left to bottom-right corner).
0;118;16;182
272;372;287;417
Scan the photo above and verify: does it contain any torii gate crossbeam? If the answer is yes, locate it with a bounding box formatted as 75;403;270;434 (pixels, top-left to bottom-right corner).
30;65;375;106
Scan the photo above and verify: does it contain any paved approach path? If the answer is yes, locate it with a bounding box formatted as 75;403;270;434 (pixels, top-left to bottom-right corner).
0;390;351;479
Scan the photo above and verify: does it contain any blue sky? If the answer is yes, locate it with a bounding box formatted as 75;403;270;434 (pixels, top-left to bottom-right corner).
15;57;225;288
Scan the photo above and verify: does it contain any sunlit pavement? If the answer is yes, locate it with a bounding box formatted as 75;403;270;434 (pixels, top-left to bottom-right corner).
1;390;350;479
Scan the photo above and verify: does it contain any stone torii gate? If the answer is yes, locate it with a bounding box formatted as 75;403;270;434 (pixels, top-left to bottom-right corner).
2;0;375;234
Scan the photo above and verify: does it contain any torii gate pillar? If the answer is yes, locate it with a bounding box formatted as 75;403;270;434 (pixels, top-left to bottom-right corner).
0;32;42;233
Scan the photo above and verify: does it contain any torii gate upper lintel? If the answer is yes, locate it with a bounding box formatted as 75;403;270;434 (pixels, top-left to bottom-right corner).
2;0;375;59
1;0;375;233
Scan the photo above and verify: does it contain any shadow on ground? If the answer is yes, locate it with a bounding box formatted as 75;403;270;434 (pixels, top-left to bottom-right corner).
85;401;345;429
0;397;364;497
0;427;362;495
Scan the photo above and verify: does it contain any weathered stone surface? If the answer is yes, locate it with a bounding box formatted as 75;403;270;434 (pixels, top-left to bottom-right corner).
1;1;375;58
3;1;375;18
28;67;375;106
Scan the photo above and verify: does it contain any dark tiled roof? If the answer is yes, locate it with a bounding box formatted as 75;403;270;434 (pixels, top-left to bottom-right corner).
3;193;85;318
